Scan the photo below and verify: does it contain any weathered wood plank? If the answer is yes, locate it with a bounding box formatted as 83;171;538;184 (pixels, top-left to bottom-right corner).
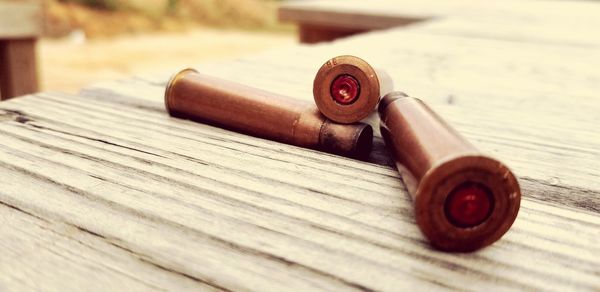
0;1;42;39
81;24;600;212
413;17;600;48
0;200;217;291
0;92;599;291
80;77;600;213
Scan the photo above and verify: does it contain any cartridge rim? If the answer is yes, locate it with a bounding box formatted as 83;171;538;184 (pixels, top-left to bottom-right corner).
313;55;381;124
414;155;521;252
165;68;199;117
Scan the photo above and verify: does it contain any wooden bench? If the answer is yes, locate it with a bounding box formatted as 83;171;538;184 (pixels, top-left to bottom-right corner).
0;3;599;290
279;1;425;43
0;1;41;100
279;0;600;44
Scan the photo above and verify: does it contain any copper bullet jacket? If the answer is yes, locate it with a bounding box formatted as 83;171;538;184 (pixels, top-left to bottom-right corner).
165;68;373;159
313;55;393;124
379;92;521;252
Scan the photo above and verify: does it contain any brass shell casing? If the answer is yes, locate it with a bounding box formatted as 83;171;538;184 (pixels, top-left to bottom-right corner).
165;68;373;159
379;92;521;252
313;55;393;124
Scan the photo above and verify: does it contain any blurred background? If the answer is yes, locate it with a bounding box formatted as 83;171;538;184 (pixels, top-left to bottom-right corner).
33;0;294;92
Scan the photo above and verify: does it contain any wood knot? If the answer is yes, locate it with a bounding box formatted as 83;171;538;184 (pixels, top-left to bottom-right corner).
0;109;33;124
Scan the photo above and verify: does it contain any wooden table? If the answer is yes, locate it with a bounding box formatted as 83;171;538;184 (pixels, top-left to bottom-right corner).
280;0;600;44
1;5;600;291
0;1;41;100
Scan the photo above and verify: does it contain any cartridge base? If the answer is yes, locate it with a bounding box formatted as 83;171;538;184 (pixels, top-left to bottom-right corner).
313;55;381;124
415;155;521;252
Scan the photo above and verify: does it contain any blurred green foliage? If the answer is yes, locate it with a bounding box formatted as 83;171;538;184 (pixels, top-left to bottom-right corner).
59;0;119;10
167;0;178;13
47;0;290;37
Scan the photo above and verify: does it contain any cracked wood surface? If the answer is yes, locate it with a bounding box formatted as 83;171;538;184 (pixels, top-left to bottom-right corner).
0;91;599;291
83;25;600;213
0;201;210;291
1;15;600;292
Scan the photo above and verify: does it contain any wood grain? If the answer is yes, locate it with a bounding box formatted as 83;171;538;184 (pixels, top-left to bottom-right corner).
82;24;600;213
0;92;598;291
0;201;212;291
1;4;600;289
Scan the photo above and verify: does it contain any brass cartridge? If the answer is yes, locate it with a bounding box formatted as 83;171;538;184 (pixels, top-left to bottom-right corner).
165;68;373;159
313;55;393;124
379;92;521;252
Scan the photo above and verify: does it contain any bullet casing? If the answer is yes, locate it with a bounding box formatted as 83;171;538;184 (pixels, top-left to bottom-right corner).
379;92;521;251
165;68;373;159
313;55;393;124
